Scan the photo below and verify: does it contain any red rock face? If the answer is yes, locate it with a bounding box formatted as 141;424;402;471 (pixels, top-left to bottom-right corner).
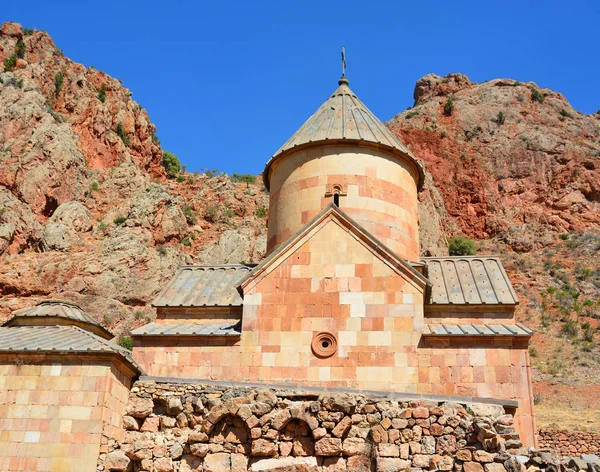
389;74;600;242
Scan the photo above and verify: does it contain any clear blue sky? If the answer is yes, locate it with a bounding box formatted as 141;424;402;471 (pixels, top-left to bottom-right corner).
3;1;599;175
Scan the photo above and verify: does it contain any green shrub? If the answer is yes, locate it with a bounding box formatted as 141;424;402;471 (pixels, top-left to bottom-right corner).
54;72;64;97
113;215;128;225
405;110;420;119
115;122;129;146
204;205;219;222
16;78;23;88
181;236;192;247
448;236;477;256
182;206;197;224
529;346;538;357
97;222;107;231
531;88;545;103
97;84;107;103
176;175;186;183
443;98;454;116
151;132;160;144
255;207;267;218
117;336;133;351
161;151;181;177
157;245;168;257
201;168;220;178
15;39;25;59
562;318;578;338
559;233;570;240
495;111;505;125
224;209;235;218
3;54;17;72
439;131;446;139
23;28;34;36
90;181;99;192
231;173;257;188
560;109;572;119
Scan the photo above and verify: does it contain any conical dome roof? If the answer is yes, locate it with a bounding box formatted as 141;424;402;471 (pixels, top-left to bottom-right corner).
3;300;113;340
265;77;424;190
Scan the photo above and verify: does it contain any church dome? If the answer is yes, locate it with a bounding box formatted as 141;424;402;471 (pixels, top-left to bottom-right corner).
264;77;425;191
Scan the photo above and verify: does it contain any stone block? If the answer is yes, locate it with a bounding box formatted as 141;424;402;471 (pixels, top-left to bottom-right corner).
343;437;368;456
127;397;154;418
154;457;174;472
231;453;249;472
122;415;139;431
180;454;202;472
347;455;373;472
379;443;400;457
105;450;131;471
140;416;159;433
333;416;353;438
166;397;183;416
252;439;278;457
204;453;231;472
464;462;485;472
315;437;342;456
412;455;430;468
412;407;429;419
376;457;412;472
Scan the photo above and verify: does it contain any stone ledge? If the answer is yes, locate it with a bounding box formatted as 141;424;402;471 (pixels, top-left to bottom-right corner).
138;376;519;408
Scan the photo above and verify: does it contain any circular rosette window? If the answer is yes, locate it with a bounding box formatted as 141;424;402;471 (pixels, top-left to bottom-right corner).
311;332;337;358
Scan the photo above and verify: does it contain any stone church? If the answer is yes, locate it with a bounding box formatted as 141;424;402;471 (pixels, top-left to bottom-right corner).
132;75;536;445
0;74;536;471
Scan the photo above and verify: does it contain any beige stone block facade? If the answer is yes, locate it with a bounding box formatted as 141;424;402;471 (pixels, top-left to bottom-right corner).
0;358;132;472
134;213;536;445
266;145;420;261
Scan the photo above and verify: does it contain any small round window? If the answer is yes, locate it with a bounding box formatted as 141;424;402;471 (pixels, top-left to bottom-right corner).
311;332;337;358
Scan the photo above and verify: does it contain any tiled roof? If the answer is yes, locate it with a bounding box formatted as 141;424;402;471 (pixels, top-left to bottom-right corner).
264;78;425;191
421;256;519;305
130;322;241;337
152;265;252;307
4;300;113;339
423;323;533;337
0;325;143;374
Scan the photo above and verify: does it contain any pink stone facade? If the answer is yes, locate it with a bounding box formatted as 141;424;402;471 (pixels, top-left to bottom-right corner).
266;146;421;261
0;358;133;472
134;210;536;446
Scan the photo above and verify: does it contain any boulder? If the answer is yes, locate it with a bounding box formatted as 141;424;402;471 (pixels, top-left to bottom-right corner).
315;437;342;456
104;450;131;471
126;397;154;418
204;453;231;472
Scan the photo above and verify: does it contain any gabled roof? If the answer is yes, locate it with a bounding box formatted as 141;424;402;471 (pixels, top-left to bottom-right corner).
0;325;143;375
131;321;241;337
421;256;519;305
264;77;425;191
3;300;113;340
152;265;252;308
237;203;430;295
423;323;532;337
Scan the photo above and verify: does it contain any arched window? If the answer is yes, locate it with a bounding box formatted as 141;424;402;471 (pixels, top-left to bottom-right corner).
333;193;340;207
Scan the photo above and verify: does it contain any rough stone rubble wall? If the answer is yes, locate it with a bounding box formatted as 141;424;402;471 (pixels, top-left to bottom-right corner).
538;429;600;456
99;379;553;472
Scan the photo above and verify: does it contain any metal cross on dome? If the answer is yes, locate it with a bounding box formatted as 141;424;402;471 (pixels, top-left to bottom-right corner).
341;46;347;77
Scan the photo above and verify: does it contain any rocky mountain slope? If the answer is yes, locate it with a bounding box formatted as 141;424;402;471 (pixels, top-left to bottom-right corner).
0;22;268;333
1;22;599;409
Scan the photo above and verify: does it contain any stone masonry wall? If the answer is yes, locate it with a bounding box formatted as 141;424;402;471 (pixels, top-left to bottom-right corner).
538;429;600;456
0;359;131;472
100;379;547;472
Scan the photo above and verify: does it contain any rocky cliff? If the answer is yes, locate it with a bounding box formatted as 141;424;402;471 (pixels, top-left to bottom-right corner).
0;22;268;332
1;22;599;402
